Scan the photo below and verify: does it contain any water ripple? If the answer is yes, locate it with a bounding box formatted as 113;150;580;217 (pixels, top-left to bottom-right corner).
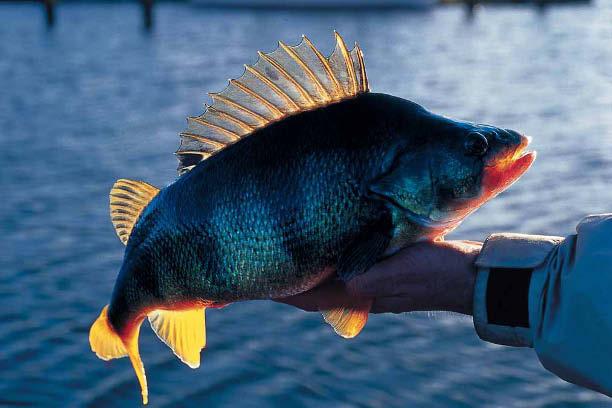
1;2;611;407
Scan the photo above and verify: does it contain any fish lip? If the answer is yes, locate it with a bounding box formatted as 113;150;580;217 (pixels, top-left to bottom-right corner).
510;134;536;170
485;134;535;168
481;134;536;199
513;135;533;160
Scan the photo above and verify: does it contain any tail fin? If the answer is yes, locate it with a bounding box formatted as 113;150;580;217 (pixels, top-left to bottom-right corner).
89;305;149;405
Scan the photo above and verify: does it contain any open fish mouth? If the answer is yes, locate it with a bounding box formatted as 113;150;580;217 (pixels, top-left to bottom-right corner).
511;135;534;161
483;134;536;197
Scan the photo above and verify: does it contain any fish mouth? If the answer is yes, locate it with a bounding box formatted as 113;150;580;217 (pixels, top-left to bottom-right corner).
511;135;534;162
482;134;536;197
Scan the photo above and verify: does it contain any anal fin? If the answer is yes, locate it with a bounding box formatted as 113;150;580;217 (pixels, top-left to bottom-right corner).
148;308;206;369
321;298;372;339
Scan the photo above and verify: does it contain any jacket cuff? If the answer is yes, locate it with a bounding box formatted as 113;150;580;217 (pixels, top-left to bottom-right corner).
472;233;562;347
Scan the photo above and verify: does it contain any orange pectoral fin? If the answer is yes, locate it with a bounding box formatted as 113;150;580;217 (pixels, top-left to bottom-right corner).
321;297;372;339
89;305;148;404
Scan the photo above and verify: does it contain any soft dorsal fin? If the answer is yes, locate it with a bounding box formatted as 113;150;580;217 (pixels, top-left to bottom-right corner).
109;179;159;245
176;32;369;175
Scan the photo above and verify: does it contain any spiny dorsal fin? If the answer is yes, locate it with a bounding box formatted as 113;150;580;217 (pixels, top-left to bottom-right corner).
109;179;159;245
176;32;369;175
148;308;206;369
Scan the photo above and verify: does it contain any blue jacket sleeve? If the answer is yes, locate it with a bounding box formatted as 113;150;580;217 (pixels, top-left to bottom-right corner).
472;214;612;397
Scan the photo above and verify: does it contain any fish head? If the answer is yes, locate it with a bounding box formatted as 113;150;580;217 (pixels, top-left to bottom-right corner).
371;116;535;236
427;123;535;230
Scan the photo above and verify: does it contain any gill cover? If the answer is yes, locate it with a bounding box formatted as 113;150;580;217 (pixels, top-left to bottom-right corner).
369;152;437;226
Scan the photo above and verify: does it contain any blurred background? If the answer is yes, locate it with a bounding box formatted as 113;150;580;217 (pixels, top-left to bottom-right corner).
1;0;611;406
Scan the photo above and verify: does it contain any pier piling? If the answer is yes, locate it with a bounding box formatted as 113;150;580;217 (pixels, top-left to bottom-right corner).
142;0;154;30
43;0;55;27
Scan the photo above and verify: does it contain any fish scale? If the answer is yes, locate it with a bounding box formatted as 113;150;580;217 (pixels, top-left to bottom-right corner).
90;33;535;405
162;111;386;301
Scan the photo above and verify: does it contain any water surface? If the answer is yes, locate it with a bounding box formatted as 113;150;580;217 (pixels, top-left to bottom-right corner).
1;2;612;406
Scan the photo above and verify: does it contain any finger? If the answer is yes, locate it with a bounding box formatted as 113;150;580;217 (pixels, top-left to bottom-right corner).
370;296;413;314
347;243;434;297
457;240;484;249
348;240;481;298
274;280;354;312
371;296;442;314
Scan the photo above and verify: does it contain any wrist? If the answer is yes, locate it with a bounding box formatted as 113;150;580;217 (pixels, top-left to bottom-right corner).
412;240;480;315
445;241;480;315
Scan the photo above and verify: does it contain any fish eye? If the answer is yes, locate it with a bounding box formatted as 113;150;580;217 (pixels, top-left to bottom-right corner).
465;132;488;156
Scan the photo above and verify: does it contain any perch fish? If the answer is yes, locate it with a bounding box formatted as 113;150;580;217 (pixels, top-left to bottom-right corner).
89;33;536;404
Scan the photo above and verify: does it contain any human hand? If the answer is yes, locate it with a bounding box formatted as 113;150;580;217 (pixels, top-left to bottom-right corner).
276;240;482;315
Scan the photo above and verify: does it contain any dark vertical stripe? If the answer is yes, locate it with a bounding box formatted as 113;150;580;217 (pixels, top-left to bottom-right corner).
486;267;533;328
